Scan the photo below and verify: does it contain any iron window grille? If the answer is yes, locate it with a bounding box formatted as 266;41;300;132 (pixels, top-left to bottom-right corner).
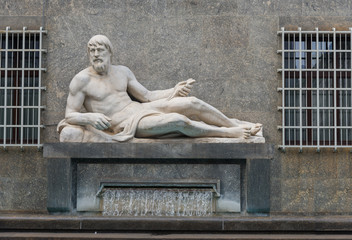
0;27;46;149
277;27;352;151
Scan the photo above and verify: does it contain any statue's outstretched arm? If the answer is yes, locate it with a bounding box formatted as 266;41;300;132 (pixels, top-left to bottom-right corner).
124;66;194;102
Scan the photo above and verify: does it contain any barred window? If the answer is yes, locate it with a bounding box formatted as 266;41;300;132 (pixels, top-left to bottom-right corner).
278;27;352;151
0;27;46;148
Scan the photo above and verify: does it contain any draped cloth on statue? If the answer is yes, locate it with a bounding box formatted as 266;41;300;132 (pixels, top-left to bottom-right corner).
57;108;161;142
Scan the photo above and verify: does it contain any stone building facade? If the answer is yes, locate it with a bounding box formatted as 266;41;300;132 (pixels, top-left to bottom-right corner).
0;0;352;215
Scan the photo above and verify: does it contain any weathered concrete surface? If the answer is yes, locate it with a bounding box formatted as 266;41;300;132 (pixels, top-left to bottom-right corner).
274;149;352;215
0;16;43;29
0;149;47;212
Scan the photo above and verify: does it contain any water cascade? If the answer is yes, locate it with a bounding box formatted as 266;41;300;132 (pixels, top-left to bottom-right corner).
101;188;214;217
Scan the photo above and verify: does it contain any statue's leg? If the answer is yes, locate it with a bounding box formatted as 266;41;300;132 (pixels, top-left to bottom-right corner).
60;125;115;142
135;113;251;138
144;97;237;128
60;126;85;142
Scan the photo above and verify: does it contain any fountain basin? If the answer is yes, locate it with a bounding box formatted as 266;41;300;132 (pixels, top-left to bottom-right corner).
44;141;273;215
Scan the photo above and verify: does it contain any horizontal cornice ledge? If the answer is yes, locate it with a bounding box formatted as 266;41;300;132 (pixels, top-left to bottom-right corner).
44;141;274;159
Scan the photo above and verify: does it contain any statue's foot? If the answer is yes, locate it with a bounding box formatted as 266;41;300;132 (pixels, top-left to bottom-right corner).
238;123;262;136
227;126;251;139
250;123;262;136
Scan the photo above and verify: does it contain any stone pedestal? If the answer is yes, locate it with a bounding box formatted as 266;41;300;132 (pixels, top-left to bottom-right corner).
44;141;273;215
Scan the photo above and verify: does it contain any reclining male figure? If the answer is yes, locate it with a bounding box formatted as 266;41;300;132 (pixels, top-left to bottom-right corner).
58;35;262;142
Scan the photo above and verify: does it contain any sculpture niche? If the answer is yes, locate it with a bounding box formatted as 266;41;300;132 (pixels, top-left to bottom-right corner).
58;35;263;142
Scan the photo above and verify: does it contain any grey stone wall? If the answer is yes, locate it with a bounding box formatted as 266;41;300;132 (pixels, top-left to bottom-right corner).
0;149;46;212
0;0;351;214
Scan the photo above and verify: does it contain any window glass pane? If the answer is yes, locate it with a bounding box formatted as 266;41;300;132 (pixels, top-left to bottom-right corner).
0;107;3;125
318;51;334;69
284;90;300;107
24;89;39;106
23;127;38;144
23;108;38;125
6;108;21;125
5;127;21;144
284;75;300;88
0;89;4;106
336;52;351;69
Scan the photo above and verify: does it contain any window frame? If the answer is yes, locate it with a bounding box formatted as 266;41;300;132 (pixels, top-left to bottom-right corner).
278;27;352;151
0;26;46;149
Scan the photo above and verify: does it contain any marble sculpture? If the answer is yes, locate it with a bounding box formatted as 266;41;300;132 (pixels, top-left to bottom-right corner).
58;35;262;142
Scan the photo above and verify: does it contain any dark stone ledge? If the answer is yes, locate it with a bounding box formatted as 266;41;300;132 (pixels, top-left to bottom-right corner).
223;216;352;232
0;215;80;230
1;215;352;232
44;142;274;159
81;217;223;231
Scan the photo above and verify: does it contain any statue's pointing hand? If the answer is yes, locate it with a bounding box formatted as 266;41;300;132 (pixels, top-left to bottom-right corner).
168;78;196;100
87;113;112;130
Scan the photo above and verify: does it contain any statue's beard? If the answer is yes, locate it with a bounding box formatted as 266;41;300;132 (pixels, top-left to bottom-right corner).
92;60;108;74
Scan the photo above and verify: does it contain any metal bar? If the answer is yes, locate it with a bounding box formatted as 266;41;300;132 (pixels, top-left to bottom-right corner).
333;28;337;150
272;107;352;110
10;32;13;145
299;27;303;151
0;33;2;68
1;143;43;147
316;28;320;149
0;32;2;143
37;27;43;146
0;106;48;109
278;30;352;34
327;34;330;146
0;30;47;34
0;124;45;127
3;27;9;148
0;49;47;52
278;49;348;53
16;33;19;74
281;27;286;149
281;126;351;129
0;87;46;90
277;68;350;72
20;27;26;148
31;33;35;144
293;33;296;146
0;68;47;71
350;28;352;146
278;87;352;90
346;73;348;145
279;145;352;149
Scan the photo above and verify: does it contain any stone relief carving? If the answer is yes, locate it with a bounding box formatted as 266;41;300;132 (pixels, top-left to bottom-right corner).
58;35;263;142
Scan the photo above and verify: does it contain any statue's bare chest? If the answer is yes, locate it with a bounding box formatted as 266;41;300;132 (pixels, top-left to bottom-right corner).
85;74;128;101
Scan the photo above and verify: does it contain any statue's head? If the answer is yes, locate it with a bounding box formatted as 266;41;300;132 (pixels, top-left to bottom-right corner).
87;35;113;56
87;35;113;74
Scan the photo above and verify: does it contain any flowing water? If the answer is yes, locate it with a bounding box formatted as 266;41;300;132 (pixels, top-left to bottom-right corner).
102;188;213;217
